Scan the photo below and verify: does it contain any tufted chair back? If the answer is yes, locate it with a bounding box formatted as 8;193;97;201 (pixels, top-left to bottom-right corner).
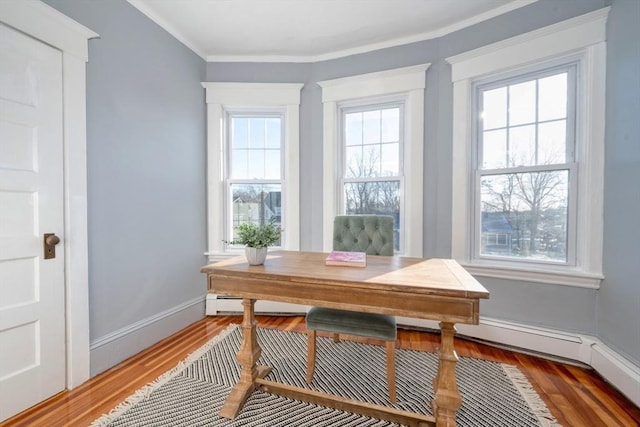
332;215;394;256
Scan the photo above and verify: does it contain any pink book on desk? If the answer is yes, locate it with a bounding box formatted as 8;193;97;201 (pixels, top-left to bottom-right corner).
325;251;367;267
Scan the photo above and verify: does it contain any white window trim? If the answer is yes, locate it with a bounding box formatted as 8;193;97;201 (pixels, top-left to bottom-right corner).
318;64;429;257
447;7;609;288
202;82;303;262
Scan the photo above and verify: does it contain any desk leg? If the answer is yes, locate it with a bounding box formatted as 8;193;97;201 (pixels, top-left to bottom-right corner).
219;298;271;419
432;322;462;427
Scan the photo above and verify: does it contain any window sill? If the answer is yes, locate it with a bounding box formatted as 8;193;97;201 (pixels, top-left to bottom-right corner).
204;251;241;264
459;261;603;289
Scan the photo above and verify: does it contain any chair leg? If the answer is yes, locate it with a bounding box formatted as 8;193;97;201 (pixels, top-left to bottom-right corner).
333;333;340;343
386;340;396;403
306;330;316;384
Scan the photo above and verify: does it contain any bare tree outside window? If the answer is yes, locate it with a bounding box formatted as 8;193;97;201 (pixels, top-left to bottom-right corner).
481;170;568;261
342;106;402;250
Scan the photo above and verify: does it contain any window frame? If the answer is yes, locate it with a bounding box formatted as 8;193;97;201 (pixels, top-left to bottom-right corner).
338;99;405;252
447;8;609;288
318;64;430;257
224;110;286;247
472;62;579;266
202;82;303;262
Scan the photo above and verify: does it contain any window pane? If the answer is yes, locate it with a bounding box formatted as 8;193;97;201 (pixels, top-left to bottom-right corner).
248;150;265;178
363;110;381;144
363;145;381;177
538;120;566;164
344;180;400;251
231;183;282;244
345;145;381;178
480;170;568;262
381;108;400;143
248;118;265;148
345;145;363;178
265;118;281;149
231;149;248;178
232;117;248;148
482;129;507;169
264;150;280;179
482;87;507;130
509;125;536;167
509;81;536;126
345;112;363;146
380;142;399;176
539;73;567;122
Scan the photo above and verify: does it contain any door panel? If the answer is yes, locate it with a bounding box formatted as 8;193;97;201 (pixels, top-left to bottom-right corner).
0;22;66;421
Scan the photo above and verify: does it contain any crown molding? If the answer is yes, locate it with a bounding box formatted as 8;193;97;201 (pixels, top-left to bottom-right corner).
127;0;207;59
128;0;538;64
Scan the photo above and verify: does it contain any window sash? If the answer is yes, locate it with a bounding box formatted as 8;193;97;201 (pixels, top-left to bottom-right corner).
474;163;577;265
472;65;578;266
226;111;284;180
224;110;286;248
338;101;404;253
476;64;578;170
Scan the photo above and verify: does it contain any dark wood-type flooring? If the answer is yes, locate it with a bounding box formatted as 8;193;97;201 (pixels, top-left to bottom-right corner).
2;315;638;427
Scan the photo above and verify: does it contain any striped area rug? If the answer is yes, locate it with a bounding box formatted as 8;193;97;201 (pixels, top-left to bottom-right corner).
90;325;561;427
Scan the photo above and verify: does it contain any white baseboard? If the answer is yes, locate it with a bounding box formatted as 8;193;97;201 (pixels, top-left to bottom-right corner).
590;340;640;408
90;296;206;376
399;316;640;408
205;296;639;407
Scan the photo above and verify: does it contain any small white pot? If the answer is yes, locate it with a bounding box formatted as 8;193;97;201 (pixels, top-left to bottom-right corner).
245;246;268;265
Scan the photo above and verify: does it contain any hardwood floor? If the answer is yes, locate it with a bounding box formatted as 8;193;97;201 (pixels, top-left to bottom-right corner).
2;315;638;427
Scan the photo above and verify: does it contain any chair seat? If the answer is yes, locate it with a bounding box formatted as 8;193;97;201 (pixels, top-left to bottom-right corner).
306;307;396;341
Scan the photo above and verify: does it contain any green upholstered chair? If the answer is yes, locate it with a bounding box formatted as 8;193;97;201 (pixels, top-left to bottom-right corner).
306;215;397;402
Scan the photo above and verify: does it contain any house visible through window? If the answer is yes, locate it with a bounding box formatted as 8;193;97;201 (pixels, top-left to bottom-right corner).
227;113;283;246
340;103;403;251
476;66;575;264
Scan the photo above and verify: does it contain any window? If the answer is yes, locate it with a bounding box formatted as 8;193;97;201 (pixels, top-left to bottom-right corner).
227;113;283;245
340;102;403;251
319;64;430;257
202;83;303;261
447;8;608;287
476;66;575;264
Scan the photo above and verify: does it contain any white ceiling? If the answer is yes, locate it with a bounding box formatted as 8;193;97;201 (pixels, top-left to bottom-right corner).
127;0;537;62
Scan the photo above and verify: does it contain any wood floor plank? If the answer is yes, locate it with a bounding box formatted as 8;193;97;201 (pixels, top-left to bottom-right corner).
1;315;638;427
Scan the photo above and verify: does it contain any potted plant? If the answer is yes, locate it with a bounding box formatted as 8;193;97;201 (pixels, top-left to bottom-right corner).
224;220;282;265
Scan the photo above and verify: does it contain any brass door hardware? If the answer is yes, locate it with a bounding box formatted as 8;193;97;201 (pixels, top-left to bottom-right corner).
44;233;60;259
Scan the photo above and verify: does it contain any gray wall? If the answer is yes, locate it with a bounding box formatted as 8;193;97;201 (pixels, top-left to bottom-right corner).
44;0;207;374
206;0;640;365
600;0;640;365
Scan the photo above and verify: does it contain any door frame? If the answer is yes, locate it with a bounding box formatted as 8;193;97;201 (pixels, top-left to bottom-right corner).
0;1;97;388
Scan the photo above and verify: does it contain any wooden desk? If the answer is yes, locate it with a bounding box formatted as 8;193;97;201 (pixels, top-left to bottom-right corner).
201;250;489;427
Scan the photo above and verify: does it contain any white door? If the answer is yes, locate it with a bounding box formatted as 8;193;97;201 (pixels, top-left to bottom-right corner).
0;23;66;422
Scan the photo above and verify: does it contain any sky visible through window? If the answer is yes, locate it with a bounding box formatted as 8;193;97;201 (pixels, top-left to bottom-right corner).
343;106;402;251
